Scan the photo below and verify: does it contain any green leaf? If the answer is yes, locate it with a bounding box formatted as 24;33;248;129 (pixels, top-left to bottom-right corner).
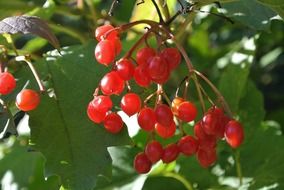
222;0;278;30
219;64;250;113
0;137;60;190
28;42;131;190
256;0;284;19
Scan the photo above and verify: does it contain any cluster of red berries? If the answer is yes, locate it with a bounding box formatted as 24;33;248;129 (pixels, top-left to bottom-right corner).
88;24;244;174
134;103;244;173
0;72;40;111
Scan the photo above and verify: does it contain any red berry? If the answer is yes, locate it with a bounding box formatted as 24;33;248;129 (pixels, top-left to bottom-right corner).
113;37;122;56
95;24;118;41
155;104;173;127
120;93;141;116
91;95;113;112
15;89;40;111
95;39;116;66
160;48;181;70
116;58;135;81
194;122;208;140
225;120;244;148
171;97;185;116
155;121;176;139
133;63;151;87
137;107;156;131
0;72;16;95
215;115;230;139
177;101;197;122
151;68;170;84
87;101;107;123
134;152;152;174
103;112;123;133
162;143;179;163
147;55;169;81
197;148;217;168
145;140;164;163
178;135;198;156
198;135;217;150
100;71;124;95
136;47;156;65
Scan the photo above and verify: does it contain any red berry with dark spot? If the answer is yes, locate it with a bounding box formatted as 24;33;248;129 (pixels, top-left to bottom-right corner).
16;89;40;111
155;121;176;139
121;93;141;116
178;135;199;156
225;120;244;148
136;47;156;65
116;58;135;81
177;101;197;122
0;72;16;95
103;112;123;133
95;39;116;66
160;48;181;70
138;107;156;131
134;152;152;174
145;140;164;163
100;71;124;95
162;143;179;163
155;104;173;127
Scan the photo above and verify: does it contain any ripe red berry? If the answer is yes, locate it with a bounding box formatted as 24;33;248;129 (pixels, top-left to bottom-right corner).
162;143;179;163
87;101;107;123
225;120;244;148
100;71;124;95
147;55;169;81
134;152;152;174
0;72;16;95
160;48;181;70
194;122;208;140
177;101;197;122
155;121;176;139
103;112;123;133
198;135;217;150
137;107;156;131
95;24;118;41
178;135;198;156
133;63;151;87
116;58;135;81
136;47;156;65
155;104;173;127
120;93;141;116
91;95;113;112
113;37;122;56
15;89;40;111
145;140;164;163
95;39;116;66
197;148;217;168
171;97;185;116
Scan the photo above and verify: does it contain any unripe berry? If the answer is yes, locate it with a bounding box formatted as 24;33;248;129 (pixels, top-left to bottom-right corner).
16;89;40;111
0;72;16;95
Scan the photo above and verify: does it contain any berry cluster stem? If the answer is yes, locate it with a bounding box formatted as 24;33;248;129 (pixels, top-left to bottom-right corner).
15;56;46;93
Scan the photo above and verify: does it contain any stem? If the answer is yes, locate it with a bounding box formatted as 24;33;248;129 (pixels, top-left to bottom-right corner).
193;70;233;117
192;74;206;113
199;84;215;106
162;172;194;190
15;56;45;92
144;91;157;106
3;34;19;56
235;150;243;186
151;0;165;24
158;0;170;21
